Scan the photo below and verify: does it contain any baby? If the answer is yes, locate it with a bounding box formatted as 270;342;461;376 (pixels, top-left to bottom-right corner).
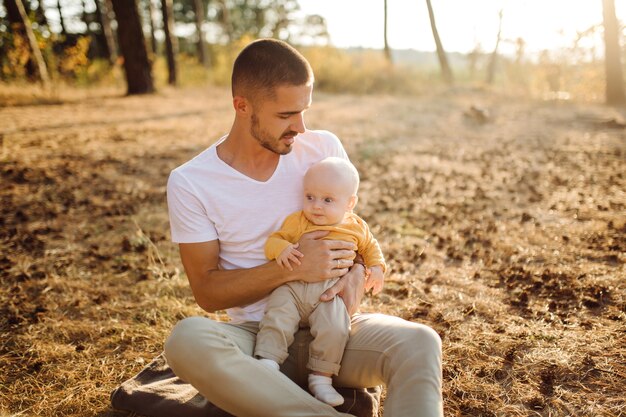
254;157;386;406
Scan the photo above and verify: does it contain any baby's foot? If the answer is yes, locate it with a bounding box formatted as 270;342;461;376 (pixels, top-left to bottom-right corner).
308;374;344;406
258;358;280;371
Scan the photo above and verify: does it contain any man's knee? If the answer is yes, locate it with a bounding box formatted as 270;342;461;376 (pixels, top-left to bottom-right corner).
392;321;442;359
164;316;211;369
413;324;442;354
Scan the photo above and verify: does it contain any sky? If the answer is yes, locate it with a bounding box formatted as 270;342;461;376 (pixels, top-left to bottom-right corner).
297;0;625;54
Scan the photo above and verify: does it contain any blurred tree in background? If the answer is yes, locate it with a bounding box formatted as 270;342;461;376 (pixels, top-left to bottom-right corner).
95;0;118;65
191;0;209;66
110;0;154;94
383;0;391;64
425;0;453;85
160;0;177;86
210;0;299;43
0;0;328;93
0;0;623;101
485;9;503;85
3;0;50;87
602;0;626;105
142;0;158;57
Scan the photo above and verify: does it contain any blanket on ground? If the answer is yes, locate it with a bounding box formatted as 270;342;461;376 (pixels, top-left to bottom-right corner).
110;353;381;417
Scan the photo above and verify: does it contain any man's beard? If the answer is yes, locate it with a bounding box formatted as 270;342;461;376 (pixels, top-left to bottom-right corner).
251;113;296;155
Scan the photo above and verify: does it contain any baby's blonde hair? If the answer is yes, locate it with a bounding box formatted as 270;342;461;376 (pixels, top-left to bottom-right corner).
307;157;360;195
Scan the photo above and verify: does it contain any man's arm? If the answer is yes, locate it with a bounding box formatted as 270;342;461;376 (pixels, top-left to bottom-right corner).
179;231;356;313
179;240;286;312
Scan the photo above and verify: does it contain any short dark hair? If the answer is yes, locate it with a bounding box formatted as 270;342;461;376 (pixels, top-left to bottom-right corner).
231;38;314;102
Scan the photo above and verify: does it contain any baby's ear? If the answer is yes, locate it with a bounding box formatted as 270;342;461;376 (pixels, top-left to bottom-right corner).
347;195;358;211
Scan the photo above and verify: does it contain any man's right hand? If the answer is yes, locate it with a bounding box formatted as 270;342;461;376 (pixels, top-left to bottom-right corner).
288;230;356;282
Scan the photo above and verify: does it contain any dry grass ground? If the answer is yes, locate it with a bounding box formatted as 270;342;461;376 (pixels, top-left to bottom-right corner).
1;84;624;417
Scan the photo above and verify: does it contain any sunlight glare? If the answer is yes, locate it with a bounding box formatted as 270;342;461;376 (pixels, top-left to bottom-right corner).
298;0;622;54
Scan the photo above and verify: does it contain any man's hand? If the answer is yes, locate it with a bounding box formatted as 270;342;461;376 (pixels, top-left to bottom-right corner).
276;243;304;271
320;263;366;316
288;230;356;282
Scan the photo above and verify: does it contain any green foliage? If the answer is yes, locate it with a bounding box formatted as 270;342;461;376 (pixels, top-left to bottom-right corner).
172;0;211;23
57;36;91;82
208;0;301;42
183;42;440;95
151;53;211;88
0;24;111;86
303;46;435;95
208;36;255;87
79;58;125;87
145;43;617;100
171;0;328;45
0;29;32;80
463;50;609;102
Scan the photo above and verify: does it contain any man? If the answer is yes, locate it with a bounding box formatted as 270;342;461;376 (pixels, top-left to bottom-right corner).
165;38;443;417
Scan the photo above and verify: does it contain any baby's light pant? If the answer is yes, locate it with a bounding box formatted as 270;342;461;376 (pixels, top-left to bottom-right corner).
255;278;349;375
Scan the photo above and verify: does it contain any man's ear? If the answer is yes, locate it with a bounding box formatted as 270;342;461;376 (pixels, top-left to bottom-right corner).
347;195;358;212
233;96;251;116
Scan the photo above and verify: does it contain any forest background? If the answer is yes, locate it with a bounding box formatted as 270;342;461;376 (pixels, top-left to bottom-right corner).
1;1;625;416
2;0;626;101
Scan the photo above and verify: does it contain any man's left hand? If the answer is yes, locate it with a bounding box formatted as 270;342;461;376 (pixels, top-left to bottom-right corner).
320;263;366;315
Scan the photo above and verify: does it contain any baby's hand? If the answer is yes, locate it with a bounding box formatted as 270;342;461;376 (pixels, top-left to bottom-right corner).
364;265;384;295
276;243;304;271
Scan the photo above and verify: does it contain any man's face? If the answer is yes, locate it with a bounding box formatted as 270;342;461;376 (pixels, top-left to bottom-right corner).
249;83;312;155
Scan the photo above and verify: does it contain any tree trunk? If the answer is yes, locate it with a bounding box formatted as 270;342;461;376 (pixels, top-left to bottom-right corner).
514;37;525;66
602;0;626;105
94;0;118;65
146;0;158;56
425;0;453;85
110;0;154;94
4;0;21;25
57;0;67;35
161;0;178;86
383;0;392;64
486;9;503;85
14;0;51;88
193;0;210;67
81;0;96;55
35;0;49;28
81;0;93;36
219;0;233;43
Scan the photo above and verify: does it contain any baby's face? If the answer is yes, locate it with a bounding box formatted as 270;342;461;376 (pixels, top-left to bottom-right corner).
302;168;354;226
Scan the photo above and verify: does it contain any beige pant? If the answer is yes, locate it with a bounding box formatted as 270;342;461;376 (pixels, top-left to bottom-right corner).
165;313;443;417
255;278;349;375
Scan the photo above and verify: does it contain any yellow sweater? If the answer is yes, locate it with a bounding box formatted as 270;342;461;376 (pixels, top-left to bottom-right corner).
265;210;386;271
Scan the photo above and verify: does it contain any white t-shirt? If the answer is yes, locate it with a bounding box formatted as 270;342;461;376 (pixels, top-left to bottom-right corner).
167;129;349;323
